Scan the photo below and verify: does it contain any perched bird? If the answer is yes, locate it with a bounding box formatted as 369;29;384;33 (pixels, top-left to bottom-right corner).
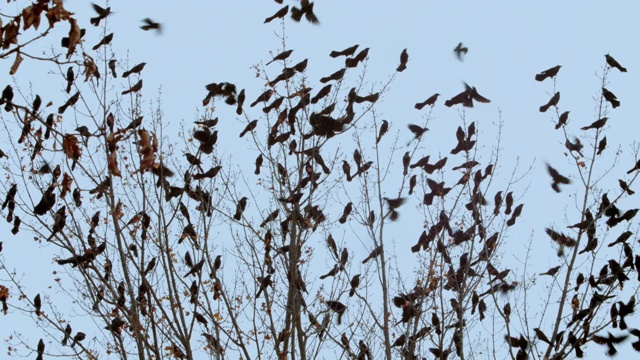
92;33;113;51
376;120;389;144
266;49;293;65
555;111;569;129
90;3;111;26
140;18;162;33
264;5;289;23
338;202;352;224
349;274;360;297
402;152;411;175
122;80;143;95
605;54;627;72
454;42;468;61
602;87;620;108
540;266;561;276
234;197;248;221
320;68;346;83
123;62;146;78
330;44;359;58
291;0;319;24
581;117;608;131
597;137;607;155
547;164;571;192
396;48;408;72
36;338;45;360
239;119;258;137
535;65;561;82
251;90;274;107
362;245;383;264
539;92;560;112
415;93;440;109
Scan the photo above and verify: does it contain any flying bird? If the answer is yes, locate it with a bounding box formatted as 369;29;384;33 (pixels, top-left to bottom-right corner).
90;3;111;26
454;42;468;61
291;0;319;24
140;18;162;33
547;163;571;192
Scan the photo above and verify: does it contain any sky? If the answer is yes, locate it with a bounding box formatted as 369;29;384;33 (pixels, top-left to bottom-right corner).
1;0;640;359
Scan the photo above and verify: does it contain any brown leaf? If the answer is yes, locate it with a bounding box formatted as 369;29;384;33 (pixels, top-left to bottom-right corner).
60;173;72;198
9;51;22;75
108;151;121;177
66;18;81;59
62;134;81;161
137;129;156;172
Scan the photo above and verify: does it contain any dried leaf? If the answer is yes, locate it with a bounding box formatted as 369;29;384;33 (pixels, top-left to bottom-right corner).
62;134;81;161
60;173;72;198
137;129;155;172
9;51;22;75
108;151;121;177
66;18;80;59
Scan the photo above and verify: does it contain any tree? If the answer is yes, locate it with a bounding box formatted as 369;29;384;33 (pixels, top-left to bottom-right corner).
1;1;639;359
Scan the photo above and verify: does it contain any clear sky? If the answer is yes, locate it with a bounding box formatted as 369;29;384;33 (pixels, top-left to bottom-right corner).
1;0;640;359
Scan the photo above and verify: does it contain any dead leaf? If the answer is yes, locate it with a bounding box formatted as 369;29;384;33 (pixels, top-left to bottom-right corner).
9;51;22;75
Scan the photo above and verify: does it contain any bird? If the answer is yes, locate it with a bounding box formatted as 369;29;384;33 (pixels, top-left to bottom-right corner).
325;300;346;324
454;42;468;61
547;164;571;192
330;44;359;58
90;3;111;26
402;152;411;175
140;18;162;33
592;332;629;356
291;0;319;24
122;79;143;95
540;266;561;276
581;117;608;131
539;92;560;112
396;48;408;72
349;274;360;297
407;124;429;142
58;91;80;114
602;87;620;108
108;59;117;78
264;5;289;23
555;111;569;129
338;202;352;224
250;90;274;107
362;245;383;264
605;54;627;72
239;120;258;137
36;338;44;360
92;32;113;51
376;120;389;144
122;62;146;78
234;197;248;221
320;68;346;83
266;49;293;65
535;65;561;82
415;93;440;109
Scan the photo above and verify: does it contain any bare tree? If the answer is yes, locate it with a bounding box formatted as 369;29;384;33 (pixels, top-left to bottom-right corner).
1;2;639;360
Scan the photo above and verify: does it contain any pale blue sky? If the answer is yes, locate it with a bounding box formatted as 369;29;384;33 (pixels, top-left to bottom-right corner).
2;1;640;358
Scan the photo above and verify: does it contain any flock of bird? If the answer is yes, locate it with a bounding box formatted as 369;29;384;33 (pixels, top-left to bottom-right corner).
2;1;640;359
